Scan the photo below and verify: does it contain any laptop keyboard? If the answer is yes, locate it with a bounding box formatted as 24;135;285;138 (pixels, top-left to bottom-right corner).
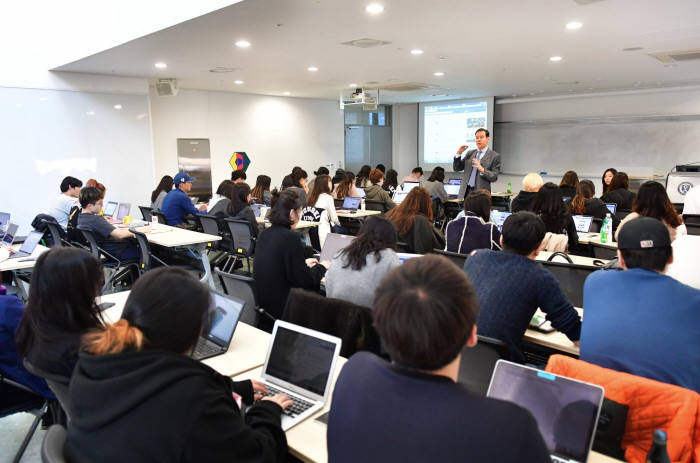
261;384;314;417
192;338;221;359
551;456;569;463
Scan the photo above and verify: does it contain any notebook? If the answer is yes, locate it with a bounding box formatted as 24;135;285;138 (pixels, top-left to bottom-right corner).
444;183;461;198
393;191;409;204
490;210;512;232
339;196;361;212
605;203;617;215
8;230;43;259
257;321;341;431
1;223;18;247
191;291;244;361
103;201;118;218
402;182;420;193
572;215;594;233
319;233;355;262
487;360;604;463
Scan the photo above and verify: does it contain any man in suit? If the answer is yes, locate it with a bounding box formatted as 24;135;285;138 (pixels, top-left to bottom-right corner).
453;128;501;197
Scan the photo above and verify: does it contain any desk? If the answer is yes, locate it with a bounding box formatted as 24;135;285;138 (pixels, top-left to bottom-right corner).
99;291;270;376
255;218;320;230
577;233;618;248
537;251;608;267
0;243;50;299
336;210;381;219
523;308;582;356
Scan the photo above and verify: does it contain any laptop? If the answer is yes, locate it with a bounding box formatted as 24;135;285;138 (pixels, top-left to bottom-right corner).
8;230;43;259
191;291;245;361
339;196;361;212
319;233;355;262
572;215;594;233
490;210;512;232
397;252;422;263
448;178;462;186
256;321;341;431
402;181;420;193
1;223;18;247
393;190;409;205
0;212;10;233
251;203;264;217
487;360;604;463
605;203;617;215
356;187;366;198
444;183;461;199
103;201;118;218
116;203;131;221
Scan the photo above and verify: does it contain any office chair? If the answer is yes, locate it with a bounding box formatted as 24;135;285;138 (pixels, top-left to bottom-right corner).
443;201;462;227
591;218;603;233
458;335;510;396
152;210;168;225
682;214;700;236
138;206;153;222
432;249;468;269
431;198;445;228
616;209;633;220
42;220;71;248
540;258;598;308
185;213;203;232
77;226;138;292
130;228;169;274
214;268;271;328
364;199;385;212
224;218;257;274
22;359;71;423
41;425;67;463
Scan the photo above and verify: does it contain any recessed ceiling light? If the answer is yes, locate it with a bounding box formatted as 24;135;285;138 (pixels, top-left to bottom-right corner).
113;104;122;110
565;21;582;30
86;111;95;116
307;66;319;72
349;83;358;87
283;91;291;96
365;3;384;14
235;40;251;48
433;72;445;76
154;62;167;69
410;49;424;55
550;56;563;62
234;80;244;85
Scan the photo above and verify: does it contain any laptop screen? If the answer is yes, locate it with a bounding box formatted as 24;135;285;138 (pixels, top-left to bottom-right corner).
103;201;118;217
117;203;131;220
2;223;18;245
490;210;512;232
448;178;462;185
402;182;420;193
397;252;422;263
572;215;593;233
0;212;9;232
19;231;43;254
356;188;366;198
605;203;617;215
488;361;603;462
444;184;460;196
319;233;355;262
265;325;336;396
205;292;244;346
393;191;409;204
342;197;361;210
251;203;263;217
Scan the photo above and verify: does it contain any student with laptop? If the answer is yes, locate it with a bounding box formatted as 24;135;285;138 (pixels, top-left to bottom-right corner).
382;169;399;197
558;170;579;199
325;216;400;308
161;171;208;226
328;255;550;462
363;169;396;212
332;172;362;200
570;180;620;229
423;166;449;203
511;173;543;213
207;179;234;214
401;166;424;186
533;182;581;253
444;190;502;254
226;182;259;237
615;180;685;242
386;187;445;254
355;165;371;189
65;267;290;462
150;175;174;211
49;175;82;228
581;217;700;391
601;172;636;210
464;212;582;362
307;174;345;241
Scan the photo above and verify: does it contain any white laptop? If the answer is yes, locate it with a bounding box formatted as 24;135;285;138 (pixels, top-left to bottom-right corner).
8;230;43;259
1;223;18;247
191;291;244;361
572;215;594;233
402;181;420;193
490;210;512;232
487;360;604;463
444;183;461;199
256;321;341;431
339;196;361;212
393;190;409;204
116;203;131;221
319;233;355;262
103;201;118;218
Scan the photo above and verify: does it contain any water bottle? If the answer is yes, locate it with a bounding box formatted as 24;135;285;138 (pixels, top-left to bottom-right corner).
507;181;512;194
600;215;609;243
645;430;670;463
605;213;613;239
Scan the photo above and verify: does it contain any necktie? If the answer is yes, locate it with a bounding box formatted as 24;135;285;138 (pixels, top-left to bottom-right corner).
468;151;483;187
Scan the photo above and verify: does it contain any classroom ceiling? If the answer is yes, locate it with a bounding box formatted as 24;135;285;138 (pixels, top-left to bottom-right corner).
54;0;700;103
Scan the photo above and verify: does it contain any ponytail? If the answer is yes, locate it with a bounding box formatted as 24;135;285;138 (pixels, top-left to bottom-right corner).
83;319;146;355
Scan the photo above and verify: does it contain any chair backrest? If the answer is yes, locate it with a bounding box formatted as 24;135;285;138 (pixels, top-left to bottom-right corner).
198;214;222;236
43;220;65;248
540;259;597;307
186;213;203;232
41;425;67;463
590;242;618;260
76;225;101;259
152;210;168;225
225;218;255;256
432;248;467;269
364;199;385;212
616;209;633;220
458;335;510;396
591;218;603;233
23;359;72;421
130;229;154;272
214;268;260;326
138;206;153;222
443;201;463;222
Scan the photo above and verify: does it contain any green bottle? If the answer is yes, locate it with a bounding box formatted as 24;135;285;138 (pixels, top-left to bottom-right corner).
507;181;512;194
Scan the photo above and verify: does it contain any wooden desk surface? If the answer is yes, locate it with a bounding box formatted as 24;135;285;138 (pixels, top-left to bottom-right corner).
524;308;582;356
144;224;221;247
0;244;49;272
537;251;608;267
577;233;618;248
336;209;381;218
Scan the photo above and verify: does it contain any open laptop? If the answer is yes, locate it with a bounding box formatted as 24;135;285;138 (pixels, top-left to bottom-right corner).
191;291;245;361
116;203;131;221
402;181;420;193
393;190;409;205
444;183;461;199
8;230;43;259
251;203;264;217
256;321;341;431
1;223;18;247
487;360;604;463
490;210;512;232
338;196;361;212
572;215;594;233
448;178;462;186
0;212;10;233
605;203;617;215
319;233;355;262
397;252;422;263
103;201;118;219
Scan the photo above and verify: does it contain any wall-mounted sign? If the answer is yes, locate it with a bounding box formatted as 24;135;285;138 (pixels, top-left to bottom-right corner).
229;151;250;172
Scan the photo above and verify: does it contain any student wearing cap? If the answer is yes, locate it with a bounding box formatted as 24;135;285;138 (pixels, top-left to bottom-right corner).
161;172;207;226
581;217;700;391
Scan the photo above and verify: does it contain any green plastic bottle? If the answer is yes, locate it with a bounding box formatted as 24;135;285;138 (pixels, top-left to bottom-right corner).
507;181;512;194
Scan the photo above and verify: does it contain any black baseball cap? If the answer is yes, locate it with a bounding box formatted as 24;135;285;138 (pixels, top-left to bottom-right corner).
617;216;671;250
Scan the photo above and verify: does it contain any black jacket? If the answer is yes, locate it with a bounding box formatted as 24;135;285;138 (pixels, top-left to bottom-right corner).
65;349;287;463
601;188;636;211
399;213;445;254
583;198;621;229
559;185;577;199
511;190;538;213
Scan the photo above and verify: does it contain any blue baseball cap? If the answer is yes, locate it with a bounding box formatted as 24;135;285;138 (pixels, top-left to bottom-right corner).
174;171;196;185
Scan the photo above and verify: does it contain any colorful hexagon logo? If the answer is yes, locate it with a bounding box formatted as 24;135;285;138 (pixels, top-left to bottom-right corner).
229;151;250;172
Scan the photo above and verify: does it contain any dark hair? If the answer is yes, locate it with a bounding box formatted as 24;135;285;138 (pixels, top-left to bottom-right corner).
356;165;371;187
464;190;492;222
609;172;630;191
501;212;546;256
373;255;478;370
251;175;271;204
532;182;570;233
83;267;210;355
228;182;251;215
314;166;329;176
215;180;235;199
85;179;106;199
411;166;424;175
571;180;595;215
559;171;579;189
231;170;247;182
386;187;433;236
383;169;398;192
475;128;490;138
307;175;331;206
340;216;397;270
291;166;303;175
281;174;294;190
602;168;618;195
633;181;682;228
427;167;445;183
375;164;386;173
335;172;356;199
79;187;102;208
369;169;384;185
620;247;673;272
151;175;174;203
292;169;308;187
269;189;302;227
15;248;104;356
60;176;82;193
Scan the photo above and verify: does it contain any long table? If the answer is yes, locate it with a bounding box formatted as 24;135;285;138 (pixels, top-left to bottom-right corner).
0;243;50;299
523;308;583;356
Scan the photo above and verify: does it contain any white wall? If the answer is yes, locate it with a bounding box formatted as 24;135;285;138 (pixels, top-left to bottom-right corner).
149;88;344;191
391;104;418;179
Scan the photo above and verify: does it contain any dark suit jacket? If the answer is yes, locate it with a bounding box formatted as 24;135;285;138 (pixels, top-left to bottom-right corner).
453;148;501;193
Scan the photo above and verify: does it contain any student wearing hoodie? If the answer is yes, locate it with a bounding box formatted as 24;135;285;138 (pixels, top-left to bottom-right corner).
511;173;543;213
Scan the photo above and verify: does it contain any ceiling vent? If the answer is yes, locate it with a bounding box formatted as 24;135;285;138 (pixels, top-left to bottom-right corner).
341;38;391;48
155;78;178;96
572;0;606;4
377;82;436;92
649;48;700;63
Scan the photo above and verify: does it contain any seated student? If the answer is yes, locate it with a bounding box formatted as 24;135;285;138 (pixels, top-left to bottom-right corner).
511;173;543;213
331;168;345;188
161;171;207;226
77;187;145;261
307;166;329;192
363;169;396;212
253;190;329;331
328;255;550;462
423;166;449;203
49;176;82;228
280;174;294;190
558;170;579;199
15;248;105;377
401;166;424;186
615;180;685;242
601;172;635;210
355;165;371;189
325;216;400;308
375;163;386;174
226;182;258;237
464;212;582;362
581;217;700;391
85;178;106;200
251;175;272;206
287;169;309;206
230;170;247;183
445;190;501;254
571;179;620;228
332;172;361;199
533;182;580;253
150;175;173;211
601;167;618;196
65;267;290;462
382;169;399;197
386;187;445;254
207;180;234;214
307;174;346;244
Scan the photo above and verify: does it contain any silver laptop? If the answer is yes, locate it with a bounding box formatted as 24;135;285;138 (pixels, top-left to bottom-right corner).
191;291;244;361
339;196;361;212
116;203;131;220
8;230;43;259
487;360;604;463
572;215;594;233
319;233;355;262
605;203;617;215
257;321;341;431
103;201;118;218
0;212;10;233
393;190;409;204
397;252;422;263
1;223;18;247
448;178;462;186
444;183;461;199
402;181;420;193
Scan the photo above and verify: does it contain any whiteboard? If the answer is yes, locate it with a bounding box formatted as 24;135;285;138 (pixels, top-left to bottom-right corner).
0;87;154;234
493;115;700;177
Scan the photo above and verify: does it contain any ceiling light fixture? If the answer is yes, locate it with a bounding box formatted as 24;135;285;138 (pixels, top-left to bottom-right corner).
349;83;358;87
154;62;167;69
433;72;445;76
113;104;122;110
550;56;563;62
365;3;384;14
307;66;319;72
235;40;251;48
410;49;424;55
234;80;244;85
565;21;582;30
